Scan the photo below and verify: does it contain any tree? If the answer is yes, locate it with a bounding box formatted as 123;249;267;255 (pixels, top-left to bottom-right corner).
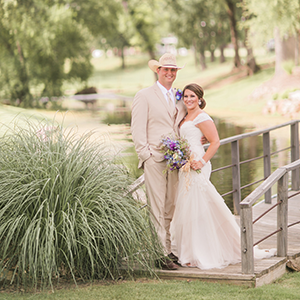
127;0;165;60
68;0;133;68
224;0;242;68
0;0;93;107
168;0;236;69
243;0;300;75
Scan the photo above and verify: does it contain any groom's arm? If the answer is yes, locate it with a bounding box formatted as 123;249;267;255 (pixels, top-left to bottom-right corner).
131;91;152;164
201;136;208;145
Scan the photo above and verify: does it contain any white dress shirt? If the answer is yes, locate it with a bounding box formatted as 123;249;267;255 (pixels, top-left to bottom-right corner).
156;81;175;107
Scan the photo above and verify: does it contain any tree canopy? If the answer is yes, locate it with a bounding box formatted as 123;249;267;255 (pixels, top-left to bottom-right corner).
243;0;300;74
1;0;299;107
0;0;95;107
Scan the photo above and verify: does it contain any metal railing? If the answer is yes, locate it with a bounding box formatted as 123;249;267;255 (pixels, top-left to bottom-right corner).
206;120;299;214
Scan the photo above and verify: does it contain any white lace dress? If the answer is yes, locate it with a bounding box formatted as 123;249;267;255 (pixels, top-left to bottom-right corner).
170;113;275;269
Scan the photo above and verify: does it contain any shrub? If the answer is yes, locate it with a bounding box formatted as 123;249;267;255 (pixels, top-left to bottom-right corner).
103;111;132;125
272;93;279;100
0;117;162;289
283;59;295;75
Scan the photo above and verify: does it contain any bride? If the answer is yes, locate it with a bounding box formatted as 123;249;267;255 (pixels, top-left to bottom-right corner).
170;83;276;269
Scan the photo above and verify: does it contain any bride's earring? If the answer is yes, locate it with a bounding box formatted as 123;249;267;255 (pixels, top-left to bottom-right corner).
198;99;202;106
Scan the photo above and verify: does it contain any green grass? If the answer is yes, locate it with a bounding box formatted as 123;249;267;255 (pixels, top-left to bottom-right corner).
205;67;275;113
1;272;300;299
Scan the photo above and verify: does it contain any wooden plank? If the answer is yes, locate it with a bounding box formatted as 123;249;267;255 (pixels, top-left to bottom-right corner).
291;123;300;190
217;120;298;146
277;173;289;257
152;192;300;287
263;132;272;203
284;159;300;172
241;168;286;207
255;260;287;287
231;140;241;214
126;174;145;194
240;206;254;274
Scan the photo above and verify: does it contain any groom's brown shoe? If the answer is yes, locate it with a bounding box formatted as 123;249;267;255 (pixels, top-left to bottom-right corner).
168;252;179;265
156;257;178;270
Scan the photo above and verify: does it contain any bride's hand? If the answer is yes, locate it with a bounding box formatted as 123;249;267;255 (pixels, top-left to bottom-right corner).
191;160;203;170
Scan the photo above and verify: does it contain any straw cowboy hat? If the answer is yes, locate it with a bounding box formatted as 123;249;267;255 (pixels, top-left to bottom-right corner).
148;53;184;73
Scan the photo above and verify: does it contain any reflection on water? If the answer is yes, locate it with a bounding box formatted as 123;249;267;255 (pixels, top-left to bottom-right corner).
112;114;290;213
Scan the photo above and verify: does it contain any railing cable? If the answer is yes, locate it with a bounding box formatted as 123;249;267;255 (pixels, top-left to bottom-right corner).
253;227;283;247
253;200;282;224
288;221;300;228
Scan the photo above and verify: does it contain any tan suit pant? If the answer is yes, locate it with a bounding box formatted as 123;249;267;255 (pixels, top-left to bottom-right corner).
144;157;178;254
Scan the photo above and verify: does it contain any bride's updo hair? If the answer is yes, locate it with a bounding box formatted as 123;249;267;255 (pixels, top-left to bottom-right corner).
183;83;206;109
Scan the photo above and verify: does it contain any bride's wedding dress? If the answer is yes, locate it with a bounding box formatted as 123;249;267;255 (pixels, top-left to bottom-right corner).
170;113;276;269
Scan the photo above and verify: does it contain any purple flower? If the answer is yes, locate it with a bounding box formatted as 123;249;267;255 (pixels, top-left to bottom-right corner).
170;142;177;150
175;89;183;101
160;134;192;173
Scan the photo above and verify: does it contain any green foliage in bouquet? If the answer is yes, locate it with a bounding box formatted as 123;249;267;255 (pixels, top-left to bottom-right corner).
0;117;162;289
160;135;191;173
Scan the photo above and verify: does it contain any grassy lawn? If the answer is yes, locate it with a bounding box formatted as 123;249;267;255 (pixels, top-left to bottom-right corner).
1;272;300;299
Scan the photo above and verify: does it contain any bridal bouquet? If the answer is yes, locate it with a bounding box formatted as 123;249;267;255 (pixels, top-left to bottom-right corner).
160;135;191;173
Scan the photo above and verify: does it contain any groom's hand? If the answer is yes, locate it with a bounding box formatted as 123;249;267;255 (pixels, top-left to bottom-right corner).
201;136;208;145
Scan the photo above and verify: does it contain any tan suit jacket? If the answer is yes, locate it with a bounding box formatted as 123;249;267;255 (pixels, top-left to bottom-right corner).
131;83;186;168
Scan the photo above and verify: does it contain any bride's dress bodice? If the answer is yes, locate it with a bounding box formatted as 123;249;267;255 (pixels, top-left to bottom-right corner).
180;112;213;178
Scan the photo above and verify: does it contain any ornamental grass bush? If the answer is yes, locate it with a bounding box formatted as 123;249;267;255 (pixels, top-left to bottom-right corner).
0;117;162;289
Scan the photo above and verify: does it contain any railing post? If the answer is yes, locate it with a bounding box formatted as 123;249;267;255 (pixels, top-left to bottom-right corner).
291;122;300;190
231;140;241;215
263;132;272;203
240;205;254;274
277;172;288;257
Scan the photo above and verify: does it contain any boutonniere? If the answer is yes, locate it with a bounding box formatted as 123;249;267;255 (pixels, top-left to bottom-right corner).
175;89;183;101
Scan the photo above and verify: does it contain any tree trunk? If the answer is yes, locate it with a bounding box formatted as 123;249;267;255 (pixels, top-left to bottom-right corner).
148;49;156;60
244;28;260;75
210;49;215;62
192;39;199;67
295;33;299;66
225;0;241;68
121;47;126;69
274;26;285;76
15;41;32;107
219;44;226;63
200;50;207;70
147;50;157;81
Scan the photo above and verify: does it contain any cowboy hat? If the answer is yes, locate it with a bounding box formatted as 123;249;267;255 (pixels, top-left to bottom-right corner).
148;53;184;73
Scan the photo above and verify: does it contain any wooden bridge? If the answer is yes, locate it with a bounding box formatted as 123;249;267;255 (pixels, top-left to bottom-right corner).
128;120;300;287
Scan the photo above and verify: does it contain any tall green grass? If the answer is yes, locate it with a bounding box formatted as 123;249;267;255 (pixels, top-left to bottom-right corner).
0;117;162;290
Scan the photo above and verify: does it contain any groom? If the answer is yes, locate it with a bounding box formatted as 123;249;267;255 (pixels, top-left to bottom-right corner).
131;53;186;270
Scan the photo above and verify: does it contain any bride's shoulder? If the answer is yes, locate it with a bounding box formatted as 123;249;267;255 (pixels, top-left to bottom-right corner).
193;112;213;125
